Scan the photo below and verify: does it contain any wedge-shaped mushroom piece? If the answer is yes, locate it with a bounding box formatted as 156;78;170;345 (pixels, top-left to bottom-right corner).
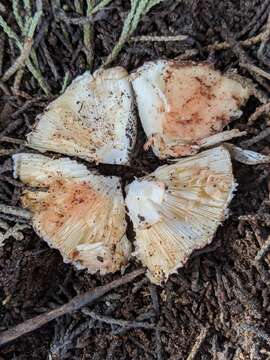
27;67;137;165
131;60;250;159
125;146;235;284
13;153;131;274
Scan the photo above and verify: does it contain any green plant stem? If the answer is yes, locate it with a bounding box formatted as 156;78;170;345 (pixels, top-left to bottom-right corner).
0;14;50;94
104;0;164;66
83;0;95;68
91;0;113;14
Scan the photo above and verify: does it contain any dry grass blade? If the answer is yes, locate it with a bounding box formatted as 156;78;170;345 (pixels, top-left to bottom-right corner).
0;268;145;347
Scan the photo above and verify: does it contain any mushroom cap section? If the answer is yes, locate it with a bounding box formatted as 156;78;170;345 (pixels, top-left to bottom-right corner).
27;67;137;165
125;146;236;284
131;60;250;159
13;153;131;274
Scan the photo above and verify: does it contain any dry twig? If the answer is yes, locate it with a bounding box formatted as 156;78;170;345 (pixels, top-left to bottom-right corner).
0;203;31;219
0;223;30;246
206;31;270;51
0;136;25;144
0;268;145;347
255;236;270;263
131;34;188;42
258;12;270;64
186;326;209;360
240;127;270;147
82;308;155;330
238;323;270;342
240;62;270;81
248;102;270;125
253;236;270;285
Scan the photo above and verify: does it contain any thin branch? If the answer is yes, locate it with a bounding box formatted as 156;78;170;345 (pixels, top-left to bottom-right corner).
82;308;155;330
248;102;270;125
23;0;33;36
0;149;17;156
55;8;105;25
60;71;70;94
240;62;270;81
0;136;25;144
221;20;270;93
27;10;42;38
74;0;95;69
186;326;209;360
13;68;24;92
91;0;113;14
104;0;165;66
258;13;270;64
130;34;188;42
84;0;95;69
0;14;50;94
0;80;11;95
206;31;269;51
1;38;33;82
236;0;270;39
0;204;31;219
255;236;270;263
11;95;52;119
12;0;24;33
0;268;145;347
238;323;270;342
0;32;5;76
240;127;270;147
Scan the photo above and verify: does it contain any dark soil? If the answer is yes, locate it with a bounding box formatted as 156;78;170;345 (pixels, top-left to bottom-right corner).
1;0;270;359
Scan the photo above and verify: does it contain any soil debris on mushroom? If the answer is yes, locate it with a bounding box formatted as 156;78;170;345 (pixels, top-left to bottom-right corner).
131;60;251;159
26;67;137;165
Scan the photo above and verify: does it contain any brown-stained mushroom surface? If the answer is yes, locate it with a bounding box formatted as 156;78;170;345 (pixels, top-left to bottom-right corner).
132;60;250;158
12;153;130;275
